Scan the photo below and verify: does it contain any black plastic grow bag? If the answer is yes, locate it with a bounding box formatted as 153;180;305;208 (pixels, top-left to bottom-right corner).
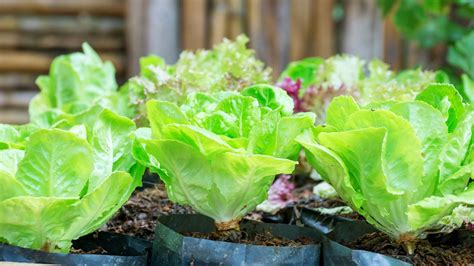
153;214;322;265
0;232;151;265
299;207;355;233
300;208;411;266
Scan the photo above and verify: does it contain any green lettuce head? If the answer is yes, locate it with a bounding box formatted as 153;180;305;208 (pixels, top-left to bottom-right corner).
0;109;144;253
135;85;315;230
298;83;473;253
29;43;134;128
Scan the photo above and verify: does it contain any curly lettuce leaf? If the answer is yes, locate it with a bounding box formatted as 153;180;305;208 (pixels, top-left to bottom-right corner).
123;35;272;124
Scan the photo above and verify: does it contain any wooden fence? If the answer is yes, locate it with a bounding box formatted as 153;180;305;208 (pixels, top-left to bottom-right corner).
0;0;126;123
0;0;444;124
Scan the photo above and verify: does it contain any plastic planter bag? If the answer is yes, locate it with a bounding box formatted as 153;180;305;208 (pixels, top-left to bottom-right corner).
153;214;322;265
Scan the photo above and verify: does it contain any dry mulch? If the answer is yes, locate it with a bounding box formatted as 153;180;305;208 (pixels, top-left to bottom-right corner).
346;232;474;265
184;230;315;247
104;179;360;240
103;183;194;240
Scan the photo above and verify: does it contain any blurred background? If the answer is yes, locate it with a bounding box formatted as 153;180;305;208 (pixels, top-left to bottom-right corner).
0;0;471;124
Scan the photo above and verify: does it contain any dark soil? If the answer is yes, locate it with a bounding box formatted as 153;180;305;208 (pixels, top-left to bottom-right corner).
346;232;474;265
103;178;360;240
184;230;315;247
103;183;194;240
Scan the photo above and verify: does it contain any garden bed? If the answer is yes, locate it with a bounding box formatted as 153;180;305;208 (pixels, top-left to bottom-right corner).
103;181;293;239
346;230;474;265
153;214;322;265
103;182;194;240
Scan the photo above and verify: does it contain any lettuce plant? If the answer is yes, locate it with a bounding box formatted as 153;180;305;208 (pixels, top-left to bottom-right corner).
278;55;363;119
0;108;144;253
278;56;439;120
135;85;315;230
123;35;272;125
29;43;132;128
297;84;473;253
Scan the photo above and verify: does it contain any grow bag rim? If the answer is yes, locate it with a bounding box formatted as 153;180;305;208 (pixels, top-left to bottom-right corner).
0;231;151;258
158;214;321;249
0;242;148;259
299;208;413;265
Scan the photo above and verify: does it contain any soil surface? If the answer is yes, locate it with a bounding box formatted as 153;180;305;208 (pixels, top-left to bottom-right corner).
346;231;474;265
104;183;194;240
184;230;315;247
104;178;361;240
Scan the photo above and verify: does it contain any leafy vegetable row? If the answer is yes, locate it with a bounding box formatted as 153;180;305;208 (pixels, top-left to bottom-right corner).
0;35;472;256
277;55;474;121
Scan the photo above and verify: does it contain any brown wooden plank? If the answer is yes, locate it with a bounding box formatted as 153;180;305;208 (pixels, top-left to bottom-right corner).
0;0;124;16
406;41;428;68
276;0;291;71
0;51;125;73
182;0;207;50
0;91;37;108
228;0;243;39
246;0;275;75
312;0;335;58
341;0;383;60
0;108;29;124
0;15;124;35
428;44;447;70
383;14;404;70
246;0;265;67
125;0;147;75
290;0;312;61
247;0;289;77
210;0;228;46
0;74;38;91
0;32;124;51
263;0;279;74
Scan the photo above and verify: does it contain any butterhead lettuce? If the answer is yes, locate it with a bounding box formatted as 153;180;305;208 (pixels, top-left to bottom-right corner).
298;83;473;253
135;85;315;230
28;43;134;128
0;109;144;253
